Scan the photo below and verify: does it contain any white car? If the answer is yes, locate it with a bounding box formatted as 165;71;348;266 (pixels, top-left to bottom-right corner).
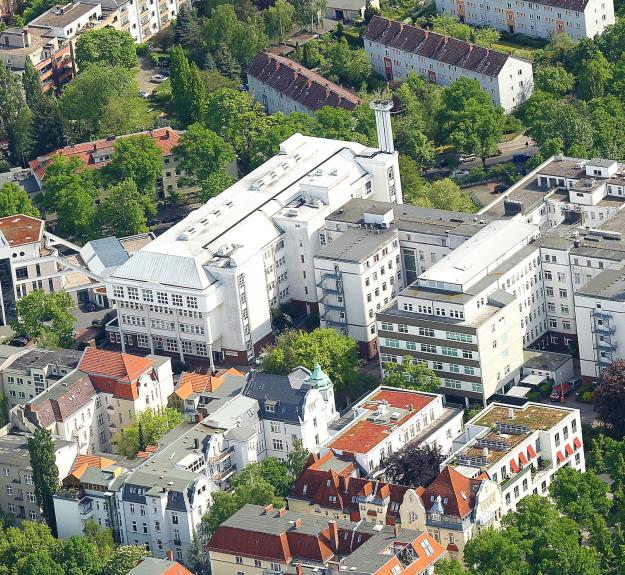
150;74;167;83
450;169;469;178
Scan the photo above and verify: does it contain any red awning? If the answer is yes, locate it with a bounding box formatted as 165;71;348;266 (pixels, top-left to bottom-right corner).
447;544;459;552
573;437;582;450
510;459;520;473
557;450;565;463
519;451;528;465
527;444;537;459
565;443;574;456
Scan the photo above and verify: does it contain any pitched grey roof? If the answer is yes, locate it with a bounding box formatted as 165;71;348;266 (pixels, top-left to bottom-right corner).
243;372;311;423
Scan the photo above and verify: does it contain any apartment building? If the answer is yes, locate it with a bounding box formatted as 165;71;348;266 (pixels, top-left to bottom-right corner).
207;504;446;575
17;348;174;453
319;386;464;475
288;453;502;563
0;2;108;91
105;109;402;366
435;0;614;39
243;364;338;457
363;16;533;112
126;558;194;575
29;128;198;203
446;401;584;513
0;348;82;409
377;219;541;405
314;212;401;357
247;51;361;116
0;429;77;525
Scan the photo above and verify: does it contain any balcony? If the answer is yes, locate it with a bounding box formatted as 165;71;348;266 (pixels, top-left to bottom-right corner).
592;309;612;319
207;446;234;463
597;339;616;351
211;465;236;481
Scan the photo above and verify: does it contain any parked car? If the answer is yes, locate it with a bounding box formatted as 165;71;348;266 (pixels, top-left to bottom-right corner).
550;381;573;401
435;158;448;168
513;152;532;163
9;335;30;347
459;154;477;163
150;74;167;83
82;302;97;312
450;169;469;178
493;183;508;194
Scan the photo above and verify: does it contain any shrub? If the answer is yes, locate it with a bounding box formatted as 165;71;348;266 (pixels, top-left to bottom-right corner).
136;43;149;56
528;391;541;402
539;381;553;396
582;391;594;403
150;52;160;66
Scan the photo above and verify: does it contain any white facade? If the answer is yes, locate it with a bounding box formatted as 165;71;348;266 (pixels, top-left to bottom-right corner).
363;17;533;113
435;0;614;39
106;124;402;365
447;402;585;513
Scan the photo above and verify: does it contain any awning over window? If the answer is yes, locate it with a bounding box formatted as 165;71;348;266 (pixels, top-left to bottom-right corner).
573;437;582;450
527;444;537;459
565;444;574;456
510;459;520;473
519;451;528;466
557;451;565;463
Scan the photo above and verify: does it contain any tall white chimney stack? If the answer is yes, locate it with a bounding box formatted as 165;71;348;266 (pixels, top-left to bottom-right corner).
370;99;394;154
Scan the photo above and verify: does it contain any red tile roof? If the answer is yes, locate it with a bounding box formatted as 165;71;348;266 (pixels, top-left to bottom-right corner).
0;215;44;247
328;389;434;453
363;16;513;78
247;51;361;113
422;466;483;518
70;454;115;478
78;348;154;400
29;127;180;180
174;368;244;400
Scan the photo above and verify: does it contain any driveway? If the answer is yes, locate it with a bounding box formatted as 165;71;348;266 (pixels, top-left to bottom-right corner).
136;56;160;93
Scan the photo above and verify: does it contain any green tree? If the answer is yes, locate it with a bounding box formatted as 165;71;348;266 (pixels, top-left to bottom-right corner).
107;134;163;197
115;407;183;458
594;360;625;435
397;155;431;206
534;65;575;95
59;64;145;140
292;0;327;29
21;58;43;109
471;27;500;47
174;6;203;54
169;44;207;125
438;78;504;170
428;179;474;211
382;356;440;392
434;559;468;575
27;429;60;536
31;95;66;157
328;39;372;87
40;155;98;241
199;69;240;94
7;107;33;166
174;122;236;200
75;28;138;71
577;52;612;100
549;467;612;526
266;0;295;44
464;528;529;575
431;14;471;40
98;179;151;237
259;328;359;399
12;290;75;349
214;43;242;80
0;182;39;218
101;545;147;575
286;439;309;481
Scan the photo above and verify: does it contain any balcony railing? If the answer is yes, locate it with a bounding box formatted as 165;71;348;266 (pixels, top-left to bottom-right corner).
207;446;234;463
211;465;236;481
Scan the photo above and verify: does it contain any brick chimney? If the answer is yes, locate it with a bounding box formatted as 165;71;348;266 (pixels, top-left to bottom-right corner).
393;524;400;537
294;518;303;528
279;507;287;516
264;504;274;514
297;563;303;575
23;27;31;47
328;520;339;552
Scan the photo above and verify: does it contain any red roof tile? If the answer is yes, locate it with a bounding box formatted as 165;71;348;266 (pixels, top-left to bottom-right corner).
422;466;482;518
29;127;180;181
174;367;243;400
247;51;361;113
0;215;44;247
70;454;115;478
364;16;514;78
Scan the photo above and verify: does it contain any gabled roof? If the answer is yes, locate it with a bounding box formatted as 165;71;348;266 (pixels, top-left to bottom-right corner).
422;466;482;518
127;557;194;575
247;51;361;113
174;368;244;400
70;454;116;478
363;16;513;78
29;127;180;180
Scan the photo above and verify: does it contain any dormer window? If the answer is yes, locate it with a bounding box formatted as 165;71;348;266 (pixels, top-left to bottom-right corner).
265;400;277;413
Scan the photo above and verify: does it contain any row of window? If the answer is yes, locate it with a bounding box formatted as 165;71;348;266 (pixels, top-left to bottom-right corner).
113;286;198;309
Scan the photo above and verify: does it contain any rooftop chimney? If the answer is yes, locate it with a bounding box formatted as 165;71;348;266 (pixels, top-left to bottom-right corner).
393;524;400;537
297;563;303;575
328;520;339;552
369;100;395;154
279;507;287;516
264;504;274;514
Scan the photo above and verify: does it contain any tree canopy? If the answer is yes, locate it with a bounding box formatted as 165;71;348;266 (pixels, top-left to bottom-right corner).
383;443;442;487
382;356;440;392
115;407;183;458
12;290;75;349
27;429;60;536
594;360;625;435
75;28;138;71
0;182;39;218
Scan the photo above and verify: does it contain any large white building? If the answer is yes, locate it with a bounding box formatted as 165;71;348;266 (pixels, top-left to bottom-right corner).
435;0;614;39
105;106;402;366
363;16;533;113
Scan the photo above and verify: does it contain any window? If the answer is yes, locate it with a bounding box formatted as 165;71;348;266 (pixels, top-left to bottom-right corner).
236;557;243;565
273;439;284;451
127;287;139;300
441;347;458;357
270;421;280;433
380;322;393;331
419;327;435;337
172;294;183;307
386;339;400;348
142;289;153;302
113;285;124;298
